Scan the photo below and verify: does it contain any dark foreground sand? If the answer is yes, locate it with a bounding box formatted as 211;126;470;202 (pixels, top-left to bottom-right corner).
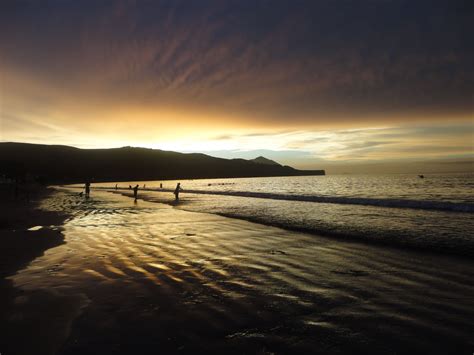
0;186;68;355
1;187;473;354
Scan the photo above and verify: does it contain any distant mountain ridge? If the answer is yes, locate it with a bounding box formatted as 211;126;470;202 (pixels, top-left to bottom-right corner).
249;156;281;166
0;142;325;183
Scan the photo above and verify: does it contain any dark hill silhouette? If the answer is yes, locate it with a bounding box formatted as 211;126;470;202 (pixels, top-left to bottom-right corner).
249;156;280;166
0;142;325;183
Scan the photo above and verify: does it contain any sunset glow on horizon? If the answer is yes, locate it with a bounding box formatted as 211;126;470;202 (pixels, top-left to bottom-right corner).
1;0;472;172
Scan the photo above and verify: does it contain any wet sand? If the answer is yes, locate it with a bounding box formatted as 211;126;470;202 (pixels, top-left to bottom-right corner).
2;188;474;354
0;187;68;355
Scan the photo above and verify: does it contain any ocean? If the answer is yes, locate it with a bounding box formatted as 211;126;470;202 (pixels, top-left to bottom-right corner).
8;175;473;353
88;172;474;257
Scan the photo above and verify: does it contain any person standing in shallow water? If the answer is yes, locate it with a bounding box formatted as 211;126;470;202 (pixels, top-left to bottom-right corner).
174;183;182;200
133;184;139;201
84;181;91;197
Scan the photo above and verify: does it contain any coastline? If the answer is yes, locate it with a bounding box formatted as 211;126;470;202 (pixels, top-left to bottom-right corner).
2;187;474;354
0;187;70;354
109;185;474;259
0;187;68;275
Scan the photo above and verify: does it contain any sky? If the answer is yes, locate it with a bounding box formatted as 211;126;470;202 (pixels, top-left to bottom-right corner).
0;0;473;173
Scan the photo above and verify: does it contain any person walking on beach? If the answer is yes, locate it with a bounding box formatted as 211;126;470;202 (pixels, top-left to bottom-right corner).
174;183;182;200
133;184;139;201
85;181;91;197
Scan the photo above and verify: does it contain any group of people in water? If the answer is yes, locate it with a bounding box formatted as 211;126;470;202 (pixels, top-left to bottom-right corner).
83;181;183;202
84;174;425;201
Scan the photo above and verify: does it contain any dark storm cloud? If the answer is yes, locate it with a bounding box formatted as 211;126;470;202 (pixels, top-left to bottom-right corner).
1;0;473;125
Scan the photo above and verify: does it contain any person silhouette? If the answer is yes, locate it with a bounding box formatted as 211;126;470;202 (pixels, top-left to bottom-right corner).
133;184;139;201
85;181;91;197
174;183;182;200
115;184;118;190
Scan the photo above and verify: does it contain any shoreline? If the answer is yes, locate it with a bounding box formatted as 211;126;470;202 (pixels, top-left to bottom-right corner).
0;187;70;354
108;187;474;259
2;187;474;354
0;186;69;277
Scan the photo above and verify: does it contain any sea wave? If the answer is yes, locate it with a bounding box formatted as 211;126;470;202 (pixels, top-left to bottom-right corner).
94;186;474;257
167;189;474;213
209;211;474;258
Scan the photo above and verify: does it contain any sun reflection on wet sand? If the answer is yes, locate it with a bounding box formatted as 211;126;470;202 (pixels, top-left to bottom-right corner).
8;188;474;353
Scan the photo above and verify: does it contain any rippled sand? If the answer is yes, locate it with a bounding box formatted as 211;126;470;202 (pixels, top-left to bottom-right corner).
7;188;474;354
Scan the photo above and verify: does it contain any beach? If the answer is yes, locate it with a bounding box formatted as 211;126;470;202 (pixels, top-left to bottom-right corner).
1;187;473;354
3;1;472;353
0;186;68;355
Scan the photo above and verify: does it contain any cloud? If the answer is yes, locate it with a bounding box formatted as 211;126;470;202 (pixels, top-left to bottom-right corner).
0;0;472;161
1;1;473;126
181;123;473;166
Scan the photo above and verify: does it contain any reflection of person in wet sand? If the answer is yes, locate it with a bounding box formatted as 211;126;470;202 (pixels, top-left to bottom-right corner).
84;181;91;197
133;184;139;201
174;183;182;200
